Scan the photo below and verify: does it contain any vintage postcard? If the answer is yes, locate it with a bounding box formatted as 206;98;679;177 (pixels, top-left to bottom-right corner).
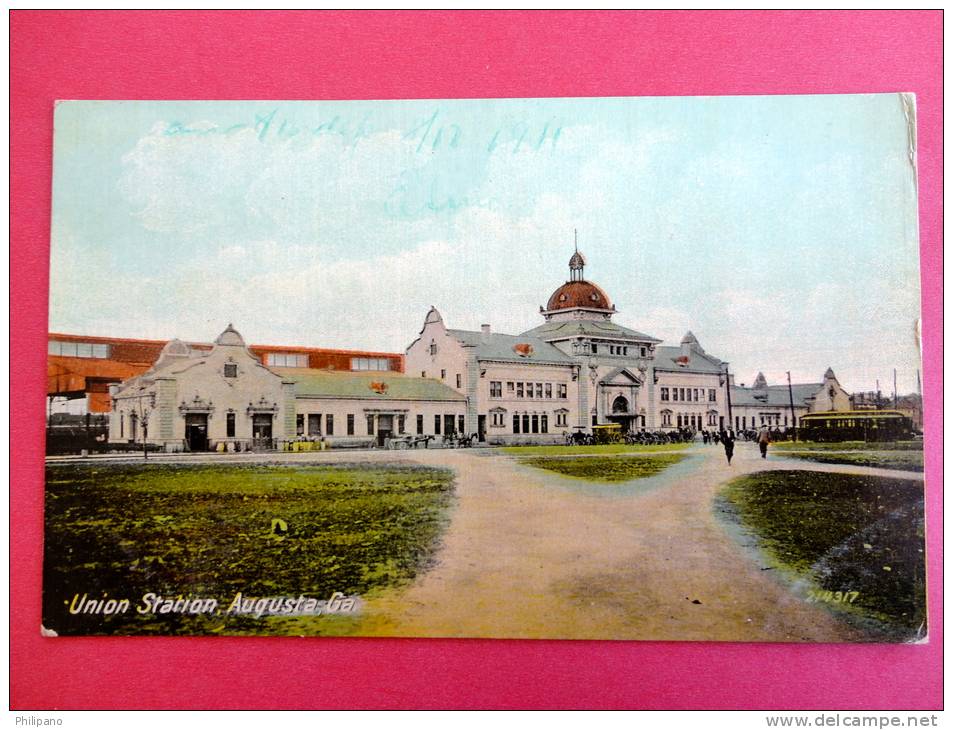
44;95;925;641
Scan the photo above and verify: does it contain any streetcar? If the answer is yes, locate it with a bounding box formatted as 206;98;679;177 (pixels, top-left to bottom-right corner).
797;410;914;443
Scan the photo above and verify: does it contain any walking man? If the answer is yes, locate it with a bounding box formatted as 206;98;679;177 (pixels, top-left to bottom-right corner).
758;427;771;459
721;429;735;465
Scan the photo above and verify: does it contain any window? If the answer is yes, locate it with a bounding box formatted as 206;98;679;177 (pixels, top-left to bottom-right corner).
558;384;567;399
640;347;647;357
709;389;716;402
120;413;124;438
555;411;567;427
535;383;543;399
227;412;236;437
531;415;539;433
434;415;441;434
525;382;533;399
490;381;502;398
441;369;446;380
507;381;515;393
522;415;530;433
48;340;110;358
296;414;304;435
367;415;375;435
352;357;391;371
516;382;524;398
224;363;238;378
347;414;355;435
680;388;686;401
545;383;552;399
326;414;334;436
308;414;321;436
591;344;598;354
661;387;669;401
267;352;308;368
661;410;672;427
416;414;423;434
513;414;520;433
456;373;462;389
491;410;505;427
429;340;437;356
421;371;427;378
458;415;465;434
398;415;405;434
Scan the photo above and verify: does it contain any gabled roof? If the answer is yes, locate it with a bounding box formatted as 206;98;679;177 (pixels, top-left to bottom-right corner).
731;383;821;407
274;368;466;402
445;329;574;364
520;319;661;343
600;367;643;385
654;345;726;374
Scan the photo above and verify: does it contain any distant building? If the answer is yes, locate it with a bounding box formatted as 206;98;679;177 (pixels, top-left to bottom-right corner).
729;367;852;430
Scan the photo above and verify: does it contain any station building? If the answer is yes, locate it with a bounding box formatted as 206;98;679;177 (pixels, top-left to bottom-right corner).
406;249;732;443
107;325;465;451
69;247;860;451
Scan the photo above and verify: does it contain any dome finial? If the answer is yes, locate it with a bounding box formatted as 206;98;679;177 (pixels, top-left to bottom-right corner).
569;230;586;281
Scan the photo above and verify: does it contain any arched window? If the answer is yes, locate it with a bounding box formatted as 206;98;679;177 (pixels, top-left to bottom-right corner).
612;395;629;414
660;409;672;427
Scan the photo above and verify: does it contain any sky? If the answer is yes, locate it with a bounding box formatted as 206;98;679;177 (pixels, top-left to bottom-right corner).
49;95;922;394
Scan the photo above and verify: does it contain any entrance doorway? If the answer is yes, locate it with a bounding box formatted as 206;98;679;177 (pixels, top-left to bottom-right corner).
377;414;394;447
252;414;273;450
478;415;486;442
185;413;208;451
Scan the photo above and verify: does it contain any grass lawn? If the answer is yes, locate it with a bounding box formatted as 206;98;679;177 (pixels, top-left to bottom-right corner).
519;453;687;482
718;470;925;640
44;462;455;636
502;443;688;456
780;451;923;473
773;440;923;451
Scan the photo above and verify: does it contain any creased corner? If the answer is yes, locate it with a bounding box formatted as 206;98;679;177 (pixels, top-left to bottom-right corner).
900;93;918;182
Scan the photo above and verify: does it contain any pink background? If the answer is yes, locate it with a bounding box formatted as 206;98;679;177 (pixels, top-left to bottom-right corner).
11;10;942;710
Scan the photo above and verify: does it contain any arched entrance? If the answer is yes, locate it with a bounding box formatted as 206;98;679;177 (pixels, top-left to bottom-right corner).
607;395;636;434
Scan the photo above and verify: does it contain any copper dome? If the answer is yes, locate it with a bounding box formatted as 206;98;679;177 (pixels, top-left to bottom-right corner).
546;280;613;311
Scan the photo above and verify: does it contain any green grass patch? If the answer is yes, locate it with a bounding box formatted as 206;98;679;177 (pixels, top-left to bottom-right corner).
773;440;923;452
519;453;686;482
44;462;455;636
719;470;925;639
781;451;923;472
502;443;688;456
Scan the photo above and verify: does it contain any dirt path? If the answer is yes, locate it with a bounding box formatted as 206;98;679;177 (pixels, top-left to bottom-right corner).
356;443;922;641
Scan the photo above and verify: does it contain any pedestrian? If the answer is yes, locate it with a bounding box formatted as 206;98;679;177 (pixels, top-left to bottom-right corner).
721;429;735;465
758;427;771;459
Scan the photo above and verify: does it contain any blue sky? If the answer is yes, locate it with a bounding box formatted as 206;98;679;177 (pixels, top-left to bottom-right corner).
50;95;922;393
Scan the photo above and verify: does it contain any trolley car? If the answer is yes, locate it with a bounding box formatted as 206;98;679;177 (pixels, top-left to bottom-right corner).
797;410;914;443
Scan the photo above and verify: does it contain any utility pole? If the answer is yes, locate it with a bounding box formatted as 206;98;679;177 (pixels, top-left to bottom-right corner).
893;368;898;408
786;371;797;441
